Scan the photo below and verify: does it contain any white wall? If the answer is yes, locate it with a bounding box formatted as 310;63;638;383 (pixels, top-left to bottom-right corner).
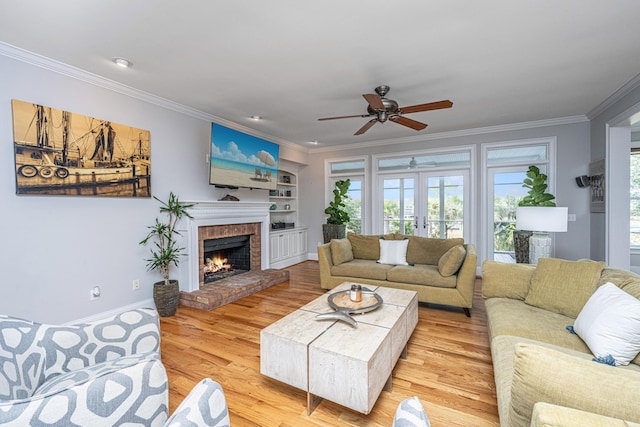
300;120;592;265
0;52;305;323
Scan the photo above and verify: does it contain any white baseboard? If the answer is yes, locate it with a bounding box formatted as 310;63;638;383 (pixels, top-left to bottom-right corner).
308;252;318;261
66;298;155;325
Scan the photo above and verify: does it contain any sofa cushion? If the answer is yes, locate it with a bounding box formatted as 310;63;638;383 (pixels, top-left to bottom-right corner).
378;238;409;265
405;236;464;265
573;282;640;366
330;259;393;281
347;233;383;260
508;342;640;427
531;402;640;427
330;238;353;266
437;245;466;277
485;298;591;352
599;267;640;300
524;258;605;318
387;264;457;288
482;261;536;301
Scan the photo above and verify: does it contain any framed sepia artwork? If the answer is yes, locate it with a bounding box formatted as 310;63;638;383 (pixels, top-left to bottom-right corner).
590;159;605;213
11;99;151;197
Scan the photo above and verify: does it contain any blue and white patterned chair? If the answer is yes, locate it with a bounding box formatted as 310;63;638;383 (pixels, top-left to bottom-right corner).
393;396;431;427
0;308;231;426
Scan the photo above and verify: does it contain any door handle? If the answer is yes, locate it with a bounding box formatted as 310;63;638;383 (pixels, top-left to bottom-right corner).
414;216;418;229
423;216;427;229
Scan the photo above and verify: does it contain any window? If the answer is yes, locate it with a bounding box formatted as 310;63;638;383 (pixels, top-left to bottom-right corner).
482;138;555;262
374;148;472;241
630;150;640;246
326;157;367;234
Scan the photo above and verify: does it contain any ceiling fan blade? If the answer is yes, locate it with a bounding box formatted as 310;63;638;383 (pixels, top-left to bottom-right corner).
354;119;377;135
363;93;385;110
399;100;453;114
318;114;372;121
390;115;428;131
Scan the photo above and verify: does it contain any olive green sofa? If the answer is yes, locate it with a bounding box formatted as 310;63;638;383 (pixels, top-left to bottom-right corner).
318;233;477;316
482;259;640;427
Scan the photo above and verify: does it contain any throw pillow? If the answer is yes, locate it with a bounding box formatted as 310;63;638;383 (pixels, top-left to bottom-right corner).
437;245;466;277
347;233;383;260
572;282;640;366
524;258;605;318
378;238;409;266
405;236;464;265
392;396;431;427
330;238;353;266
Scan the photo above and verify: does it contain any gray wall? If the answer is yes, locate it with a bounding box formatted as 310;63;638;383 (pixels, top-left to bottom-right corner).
0;53;302;323
590;84;640;263
300;120;592;266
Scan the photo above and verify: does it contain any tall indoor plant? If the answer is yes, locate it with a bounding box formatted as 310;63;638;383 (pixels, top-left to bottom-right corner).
323;179;351;243
514;166;556;263
140;192;193;316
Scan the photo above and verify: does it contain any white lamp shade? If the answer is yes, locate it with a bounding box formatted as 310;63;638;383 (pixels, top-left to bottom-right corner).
516;206;568;232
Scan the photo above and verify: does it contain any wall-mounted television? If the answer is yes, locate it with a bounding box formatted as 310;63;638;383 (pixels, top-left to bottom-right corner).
209;123;279;191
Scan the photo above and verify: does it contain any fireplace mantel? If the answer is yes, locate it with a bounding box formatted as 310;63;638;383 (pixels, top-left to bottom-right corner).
179;201;272;292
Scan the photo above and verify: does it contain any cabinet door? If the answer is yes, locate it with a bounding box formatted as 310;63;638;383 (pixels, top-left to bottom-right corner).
270;234;282;262
294;229;307;256
279;232;291;259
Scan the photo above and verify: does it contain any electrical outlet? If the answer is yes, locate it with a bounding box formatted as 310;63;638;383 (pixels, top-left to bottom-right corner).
568;214;577;222
133;279;140;290
90;286;101;301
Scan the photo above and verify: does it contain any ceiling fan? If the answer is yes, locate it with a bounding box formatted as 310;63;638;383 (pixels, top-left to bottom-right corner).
318;85;453;136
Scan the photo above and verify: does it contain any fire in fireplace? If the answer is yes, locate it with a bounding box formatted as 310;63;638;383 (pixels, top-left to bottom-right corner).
203;235;251;284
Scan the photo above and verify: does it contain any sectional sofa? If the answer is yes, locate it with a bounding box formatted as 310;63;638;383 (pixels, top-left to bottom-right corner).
482;258;640;427
318;232;477;315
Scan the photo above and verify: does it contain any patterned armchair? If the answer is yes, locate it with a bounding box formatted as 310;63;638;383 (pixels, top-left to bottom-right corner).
0;308;230;426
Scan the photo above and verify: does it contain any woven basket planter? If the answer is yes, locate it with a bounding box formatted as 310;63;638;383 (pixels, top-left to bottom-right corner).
322;224;346;244
153;280;179;317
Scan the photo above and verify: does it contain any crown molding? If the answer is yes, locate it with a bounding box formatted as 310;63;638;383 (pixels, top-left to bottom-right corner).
587;72;640;120
309;115;588;153
0;42;307;155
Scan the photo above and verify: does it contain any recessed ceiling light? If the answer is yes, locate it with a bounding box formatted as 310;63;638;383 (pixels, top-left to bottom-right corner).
112;57;132;68
250;115;263;121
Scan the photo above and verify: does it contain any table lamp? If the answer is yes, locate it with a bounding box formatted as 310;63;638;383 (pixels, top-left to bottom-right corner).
515;207;568;264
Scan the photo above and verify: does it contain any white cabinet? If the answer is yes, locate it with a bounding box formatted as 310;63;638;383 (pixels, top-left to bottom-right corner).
270;227;308;269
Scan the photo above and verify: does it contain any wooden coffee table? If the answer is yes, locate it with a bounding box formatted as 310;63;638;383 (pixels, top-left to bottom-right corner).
260;282;418;414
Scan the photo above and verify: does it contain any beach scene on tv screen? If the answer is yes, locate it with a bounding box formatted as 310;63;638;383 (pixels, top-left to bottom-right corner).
210;123;279;190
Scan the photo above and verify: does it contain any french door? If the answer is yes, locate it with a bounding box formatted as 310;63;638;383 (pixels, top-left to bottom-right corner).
378;171;469;240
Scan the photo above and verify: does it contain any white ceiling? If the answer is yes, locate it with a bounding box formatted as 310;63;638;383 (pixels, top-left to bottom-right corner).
2;1;640;149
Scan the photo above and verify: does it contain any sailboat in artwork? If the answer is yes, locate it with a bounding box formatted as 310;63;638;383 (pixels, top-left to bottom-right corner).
12;99;150;196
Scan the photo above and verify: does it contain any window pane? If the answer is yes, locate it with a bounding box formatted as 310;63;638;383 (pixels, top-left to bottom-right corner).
330;160;365;174
383;178;415;234
487;145;548;165
378;151;470;172
426;175;464;238
345;179;362;234
631;154;640;246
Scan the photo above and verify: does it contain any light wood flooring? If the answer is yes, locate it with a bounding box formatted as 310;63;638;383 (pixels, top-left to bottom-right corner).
160;261;499;426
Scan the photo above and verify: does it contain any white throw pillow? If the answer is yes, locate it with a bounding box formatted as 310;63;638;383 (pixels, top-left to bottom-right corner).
378;239;409;266
573;282;640;366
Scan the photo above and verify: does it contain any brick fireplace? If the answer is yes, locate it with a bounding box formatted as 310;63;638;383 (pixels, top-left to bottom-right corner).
198;222;261;286
179;201;272;293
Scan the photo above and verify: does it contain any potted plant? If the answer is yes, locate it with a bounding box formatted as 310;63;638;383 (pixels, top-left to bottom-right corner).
514;166;556;263
140;192;193;316
322;179;351;243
